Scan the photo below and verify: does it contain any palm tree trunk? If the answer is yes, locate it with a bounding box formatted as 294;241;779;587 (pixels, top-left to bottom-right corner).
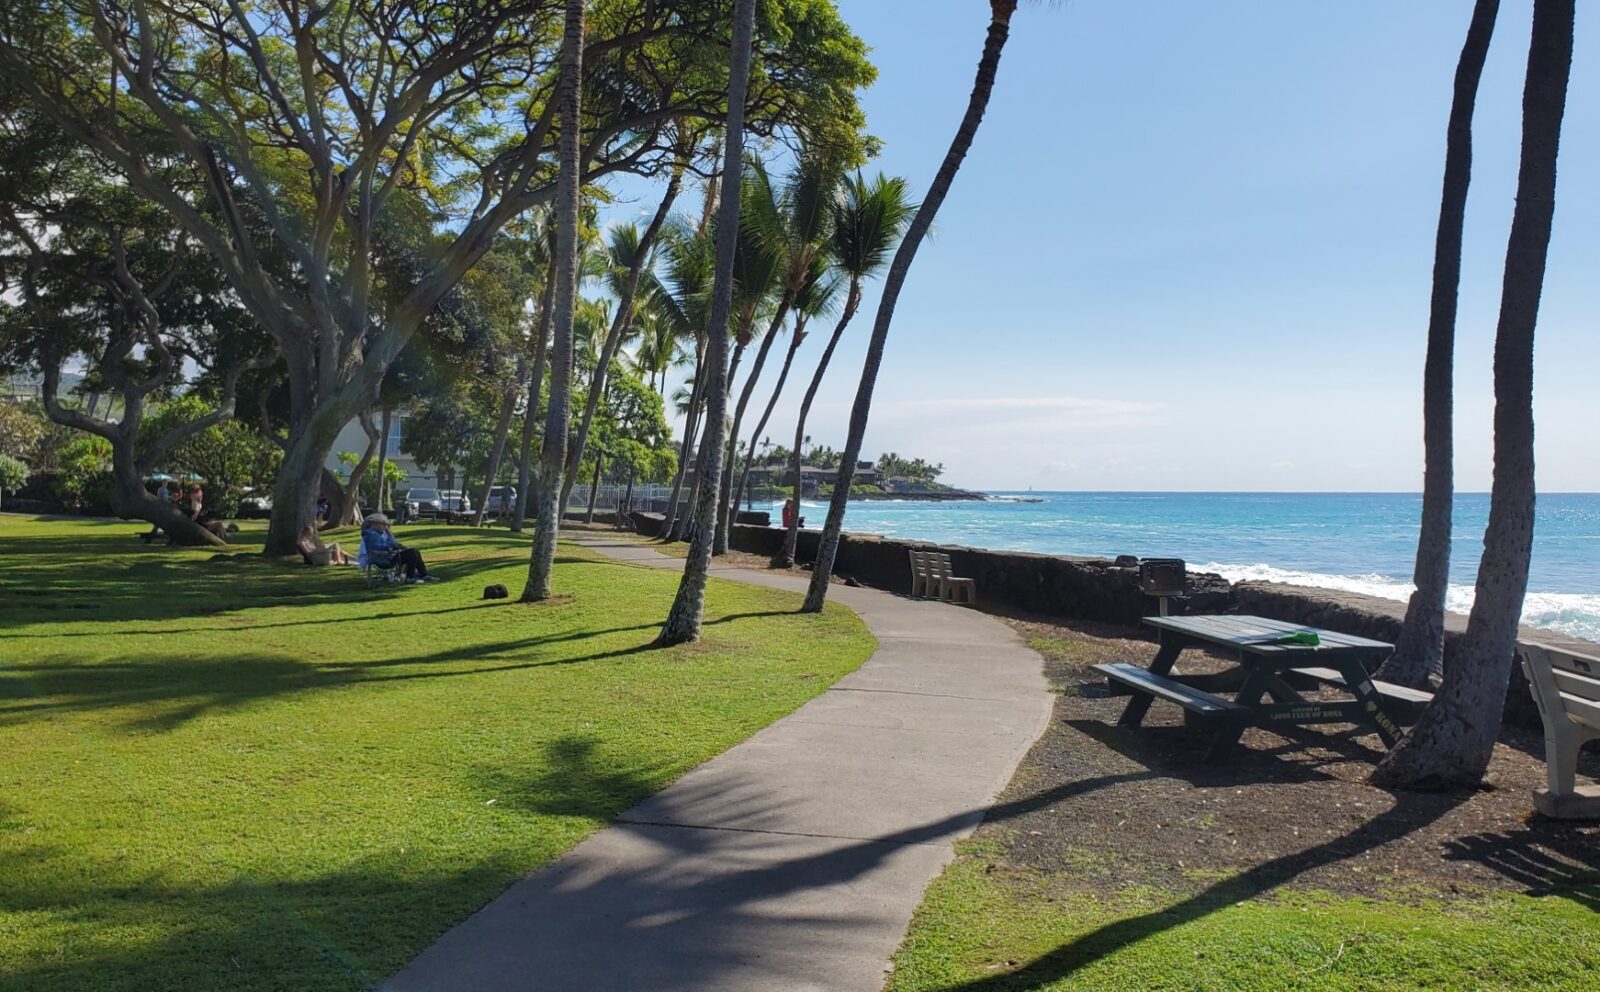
735;313;811;527
658;0;758;645
473;365;522;526
803;2;1017;611
780;280;861;565
560;175;683;511
660;345;705;539
522;0;584;601
1380;0;1501;690
511;275;556;533
717;299;791;554
585;455;604;523
1372;0;1572;790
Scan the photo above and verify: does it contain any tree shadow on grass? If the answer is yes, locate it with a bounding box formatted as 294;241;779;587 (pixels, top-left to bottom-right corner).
1442;828;1600;911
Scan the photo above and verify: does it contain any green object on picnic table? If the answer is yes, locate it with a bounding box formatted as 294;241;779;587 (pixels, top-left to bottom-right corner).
1275;630;1321;646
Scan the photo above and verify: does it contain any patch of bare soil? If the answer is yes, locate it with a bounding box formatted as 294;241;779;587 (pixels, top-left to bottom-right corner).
980;610;1600;904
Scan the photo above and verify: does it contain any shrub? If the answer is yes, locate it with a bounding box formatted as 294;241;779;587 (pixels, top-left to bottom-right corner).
0;452;28;507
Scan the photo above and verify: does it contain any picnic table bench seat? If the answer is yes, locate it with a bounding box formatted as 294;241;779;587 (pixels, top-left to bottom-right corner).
1519;643;1600;820
1093;662;1250;719
1289;666;1433;717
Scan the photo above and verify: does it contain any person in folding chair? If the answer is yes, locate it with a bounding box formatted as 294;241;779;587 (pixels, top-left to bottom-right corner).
359;513;437;584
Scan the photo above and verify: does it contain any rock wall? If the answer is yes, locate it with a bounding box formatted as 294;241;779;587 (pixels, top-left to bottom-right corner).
628;512;1600;692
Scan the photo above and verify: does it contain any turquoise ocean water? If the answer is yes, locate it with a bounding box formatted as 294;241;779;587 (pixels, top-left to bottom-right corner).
758;492;1600;641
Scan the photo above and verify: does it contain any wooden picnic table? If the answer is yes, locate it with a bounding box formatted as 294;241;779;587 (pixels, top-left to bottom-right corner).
1097;614;1412;758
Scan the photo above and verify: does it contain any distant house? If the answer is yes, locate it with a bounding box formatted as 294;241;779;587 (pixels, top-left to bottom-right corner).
324;412;435;495
745;461;878;494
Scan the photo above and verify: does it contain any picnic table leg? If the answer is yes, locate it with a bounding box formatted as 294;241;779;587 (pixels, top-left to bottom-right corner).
1337;657;1405;748
1117;636;1183;728
1203;666;1272;760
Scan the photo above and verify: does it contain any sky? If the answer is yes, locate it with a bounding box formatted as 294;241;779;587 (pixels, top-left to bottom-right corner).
611;0;1599;493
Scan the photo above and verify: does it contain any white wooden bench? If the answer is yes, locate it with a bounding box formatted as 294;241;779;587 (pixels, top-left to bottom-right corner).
1519;643;1600;819
907;550;976;605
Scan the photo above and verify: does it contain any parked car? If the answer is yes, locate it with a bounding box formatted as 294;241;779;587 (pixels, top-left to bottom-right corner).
401;488;440;521
484;485;517;516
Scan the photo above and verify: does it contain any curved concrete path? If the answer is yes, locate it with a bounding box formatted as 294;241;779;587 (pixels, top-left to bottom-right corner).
384;537;1051;992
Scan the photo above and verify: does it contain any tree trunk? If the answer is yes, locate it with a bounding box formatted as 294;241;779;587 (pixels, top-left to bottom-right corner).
623;465;636;516
474;370;521;526
1380;0;1501;690
780;280;862;566
585;455;605;523
376;407;392;513
111;448;224;547
658;0;758;644
522;0;584;601
660;345;706;540
716;301;791;555
265;404;350;554
512;275;557;533
325;412;379;526
804;3;1016;611
1372;0;1572;790
561;175;682;512
736;312;811;536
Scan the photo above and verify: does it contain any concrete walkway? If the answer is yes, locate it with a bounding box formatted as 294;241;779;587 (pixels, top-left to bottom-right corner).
384;537;1051;992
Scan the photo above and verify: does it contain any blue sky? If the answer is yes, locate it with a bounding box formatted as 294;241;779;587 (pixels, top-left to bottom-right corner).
618;1;1598;492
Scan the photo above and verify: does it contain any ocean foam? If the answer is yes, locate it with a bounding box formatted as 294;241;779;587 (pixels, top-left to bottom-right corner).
1200;561;1600;642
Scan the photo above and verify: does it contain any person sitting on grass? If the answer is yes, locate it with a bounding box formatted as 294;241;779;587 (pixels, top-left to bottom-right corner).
297;524;352;566
358;513;436;583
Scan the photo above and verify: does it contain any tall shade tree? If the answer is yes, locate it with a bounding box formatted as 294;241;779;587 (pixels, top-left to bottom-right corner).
0;1;872;555
803;0;1018;610
1372;0;1574;790
778;171;912;565
1379;0;1502;689
658;0;759;644
522;0;586;602
0;114;270;545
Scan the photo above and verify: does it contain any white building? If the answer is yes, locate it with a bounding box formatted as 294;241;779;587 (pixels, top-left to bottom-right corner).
324;412;437;496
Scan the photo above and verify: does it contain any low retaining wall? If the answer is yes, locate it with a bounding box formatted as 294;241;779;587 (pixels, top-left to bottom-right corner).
628;512;1596;725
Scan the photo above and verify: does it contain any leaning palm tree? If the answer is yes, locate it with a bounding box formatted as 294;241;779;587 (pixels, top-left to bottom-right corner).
732;253;842;517
648;217;715;540
717;148;843;554
803;0;1021;610
1378;0;1502;688
658;0;759;645
1373;0;1573;789
777;171;913;566
521;0;585;602
561;171;683;512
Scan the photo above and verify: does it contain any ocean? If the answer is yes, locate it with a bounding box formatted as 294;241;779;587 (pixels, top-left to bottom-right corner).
758;491;1600;642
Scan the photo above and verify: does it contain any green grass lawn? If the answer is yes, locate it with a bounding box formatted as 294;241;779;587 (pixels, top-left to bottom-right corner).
0;515;874;992
888;839;1600;991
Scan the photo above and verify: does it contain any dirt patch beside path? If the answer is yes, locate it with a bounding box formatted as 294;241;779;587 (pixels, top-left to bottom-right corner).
979;611;1600;904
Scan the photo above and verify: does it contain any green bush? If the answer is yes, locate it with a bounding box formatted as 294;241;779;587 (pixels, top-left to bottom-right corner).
53;436;114;512
0;452;28;505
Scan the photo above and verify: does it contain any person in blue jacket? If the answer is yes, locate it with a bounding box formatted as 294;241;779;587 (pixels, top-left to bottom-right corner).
359;513;437;583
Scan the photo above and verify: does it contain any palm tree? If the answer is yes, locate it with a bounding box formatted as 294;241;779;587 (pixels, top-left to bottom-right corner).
1380;0;1503;688
1373;0;1573;790
658;0;759;645
803;0;1020;611
521;0;585;602
717;148;844;554
734;253;841;516
778;171;913;566
648;217;715;540
561;172;683;512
